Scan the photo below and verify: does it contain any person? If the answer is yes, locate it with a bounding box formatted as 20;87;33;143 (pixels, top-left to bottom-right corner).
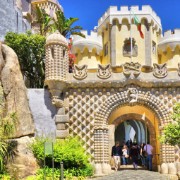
144;142;153;171
122;145;129;165
111;141;122;171
140;143;146;167
129;143;139;170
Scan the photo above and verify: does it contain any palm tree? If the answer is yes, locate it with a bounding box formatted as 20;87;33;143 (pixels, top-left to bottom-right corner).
33;6;53;36
53;10;85;38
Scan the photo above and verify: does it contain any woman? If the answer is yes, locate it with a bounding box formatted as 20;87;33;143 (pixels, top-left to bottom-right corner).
111;141;122;171
122;145;129;165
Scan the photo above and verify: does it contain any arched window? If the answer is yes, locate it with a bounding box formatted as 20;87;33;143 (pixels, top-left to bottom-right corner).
123;38;138;57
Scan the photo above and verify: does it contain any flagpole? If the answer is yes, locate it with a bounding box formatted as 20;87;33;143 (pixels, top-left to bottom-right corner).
130;7;133;62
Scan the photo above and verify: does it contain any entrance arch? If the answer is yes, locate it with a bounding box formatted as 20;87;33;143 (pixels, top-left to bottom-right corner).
93;89;174;175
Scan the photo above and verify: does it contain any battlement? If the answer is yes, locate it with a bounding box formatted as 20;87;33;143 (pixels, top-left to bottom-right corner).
73;30;102;41
158;29;180;52
31;0;63;12
72;30;102;54
98;5;161;32
164;29;180;38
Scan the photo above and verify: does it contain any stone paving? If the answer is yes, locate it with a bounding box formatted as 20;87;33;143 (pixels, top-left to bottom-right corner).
89;166;168;180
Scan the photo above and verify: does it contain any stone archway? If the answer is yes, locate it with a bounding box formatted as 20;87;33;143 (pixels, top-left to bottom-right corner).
93;88;174;175
109;111;158;170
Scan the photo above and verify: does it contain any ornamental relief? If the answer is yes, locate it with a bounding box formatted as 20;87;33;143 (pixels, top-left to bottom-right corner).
127;88;138;103
123;62;141;77
52;96;64;108
153;63;168;78
73;64;88;80
97;64;111;79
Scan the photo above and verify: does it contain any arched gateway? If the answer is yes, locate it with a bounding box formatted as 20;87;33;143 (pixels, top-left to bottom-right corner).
93;89;173;175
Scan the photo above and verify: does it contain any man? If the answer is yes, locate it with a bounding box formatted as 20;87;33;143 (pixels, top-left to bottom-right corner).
144;142;153;171
111;141;122;171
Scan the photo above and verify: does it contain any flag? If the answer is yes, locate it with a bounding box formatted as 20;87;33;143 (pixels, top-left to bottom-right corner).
132;13;144;39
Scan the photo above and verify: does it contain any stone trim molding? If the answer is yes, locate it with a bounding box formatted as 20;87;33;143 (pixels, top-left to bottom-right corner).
97;5;161;34
94;89;171;129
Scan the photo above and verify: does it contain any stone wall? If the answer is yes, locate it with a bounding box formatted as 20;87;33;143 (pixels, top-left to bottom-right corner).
66;86;180;163
28;89;57;138
0;0;30;41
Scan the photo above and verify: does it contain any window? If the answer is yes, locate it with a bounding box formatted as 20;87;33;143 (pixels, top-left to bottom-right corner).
152;41;156;55
123;38;138;57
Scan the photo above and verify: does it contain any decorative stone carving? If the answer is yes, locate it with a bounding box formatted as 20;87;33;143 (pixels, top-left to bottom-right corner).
153;63;168;78
52;96;64;108
97;64;111;79
123;62;141;77
127;88;138;103
73;64;88;80
178;63;180;76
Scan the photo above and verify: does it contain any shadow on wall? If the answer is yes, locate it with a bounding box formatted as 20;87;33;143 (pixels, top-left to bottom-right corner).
44;88;57;118
28;88;57;138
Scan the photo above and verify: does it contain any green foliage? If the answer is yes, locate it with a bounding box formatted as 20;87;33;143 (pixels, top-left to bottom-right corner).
30;137;93;178
53;11;85;38
5;32;46;88
34;6;54;36
0;173;11;180
161;103;180;146
0;85;17;173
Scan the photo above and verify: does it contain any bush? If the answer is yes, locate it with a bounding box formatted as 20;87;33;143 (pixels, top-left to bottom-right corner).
5;32;45;88
30;137;93;178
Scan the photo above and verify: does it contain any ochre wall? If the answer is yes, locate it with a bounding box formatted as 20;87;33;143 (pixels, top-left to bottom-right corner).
108;105;160;165
158;47;180;68
101;20;160;66
76;48;102;69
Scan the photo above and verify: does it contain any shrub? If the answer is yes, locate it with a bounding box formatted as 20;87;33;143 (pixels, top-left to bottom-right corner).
30;137;93;178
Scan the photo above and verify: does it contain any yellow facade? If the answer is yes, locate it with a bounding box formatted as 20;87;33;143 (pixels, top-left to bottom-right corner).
73;6;179;70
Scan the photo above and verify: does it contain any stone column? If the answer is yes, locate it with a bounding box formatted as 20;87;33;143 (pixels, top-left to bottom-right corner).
145;24;152;66
94;128;111;176
110;23;117;66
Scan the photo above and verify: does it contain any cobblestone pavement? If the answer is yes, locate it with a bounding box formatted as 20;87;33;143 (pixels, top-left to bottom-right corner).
89;166;168;180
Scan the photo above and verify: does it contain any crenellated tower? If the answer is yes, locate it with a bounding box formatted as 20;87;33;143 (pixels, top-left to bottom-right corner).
97;5;162;67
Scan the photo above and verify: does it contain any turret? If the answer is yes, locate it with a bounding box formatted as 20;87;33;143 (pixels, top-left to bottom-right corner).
45;31;68;96
158;29;180;68
45;31;69;139
72;30;103;70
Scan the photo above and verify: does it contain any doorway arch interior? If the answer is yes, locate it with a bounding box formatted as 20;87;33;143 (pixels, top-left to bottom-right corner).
108;105;160;166
115;119;150;145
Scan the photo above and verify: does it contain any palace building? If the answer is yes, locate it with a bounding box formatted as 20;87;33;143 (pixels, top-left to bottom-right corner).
43;5;180;176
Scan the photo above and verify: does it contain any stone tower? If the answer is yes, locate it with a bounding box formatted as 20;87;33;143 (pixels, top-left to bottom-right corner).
45;31;69;138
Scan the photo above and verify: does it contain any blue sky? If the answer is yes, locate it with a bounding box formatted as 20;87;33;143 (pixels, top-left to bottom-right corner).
59;0;180;34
